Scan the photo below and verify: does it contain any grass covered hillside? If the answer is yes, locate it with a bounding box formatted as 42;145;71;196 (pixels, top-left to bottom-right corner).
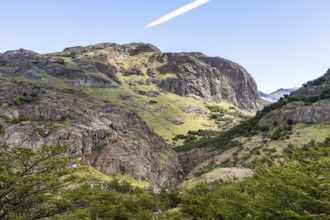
177;68;330;184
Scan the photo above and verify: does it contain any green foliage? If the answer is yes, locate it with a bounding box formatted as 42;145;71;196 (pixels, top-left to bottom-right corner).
206;105;246;125
303;73;328;87
10;117;33;124
287;87;330;105
176;79;330;152
175;116;255;152
246;140;330;219
287;118;294;125
270;125;292;140
1;139;329;219
0;145;89;219
207;105;227;115
53;181;182;220
302;68;330;87
172;129;219;144
180;138;330;219
34;118;70;137
0;124;4;135
11;93;38;106
157;188;181;211
181;182;252;219
0;115;37;125
85;184;157;220
149;100;158;104
0;115;10;123
319;88;330;99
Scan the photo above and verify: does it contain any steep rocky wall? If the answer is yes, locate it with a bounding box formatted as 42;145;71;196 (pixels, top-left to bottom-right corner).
0;43;262;112
259;70;330;126
0;80;182;186
152;53;262;111
259;100;330;126
0;42;265;185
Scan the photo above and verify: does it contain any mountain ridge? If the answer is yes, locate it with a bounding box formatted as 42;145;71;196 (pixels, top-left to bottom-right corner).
0;42;262;186
259;87;298;102
177;68;330;183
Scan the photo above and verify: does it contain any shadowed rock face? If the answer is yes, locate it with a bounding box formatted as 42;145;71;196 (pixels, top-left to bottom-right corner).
0;80;182;186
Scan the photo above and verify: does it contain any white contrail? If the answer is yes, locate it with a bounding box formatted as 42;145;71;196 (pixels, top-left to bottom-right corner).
146;0;211;28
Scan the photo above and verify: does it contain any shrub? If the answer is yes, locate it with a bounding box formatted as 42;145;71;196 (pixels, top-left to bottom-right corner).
287;118;294;125
0;124;4;134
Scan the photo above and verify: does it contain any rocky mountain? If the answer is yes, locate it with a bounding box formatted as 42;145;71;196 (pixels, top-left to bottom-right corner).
259;70;330;126
259;88;298;102
178;68;330;184
0;43;262;186
0;44;263;143
0;79;183;186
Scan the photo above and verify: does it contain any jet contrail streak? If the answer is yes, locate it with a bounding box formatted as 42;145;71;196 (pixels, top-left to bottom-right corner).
146;0;211;28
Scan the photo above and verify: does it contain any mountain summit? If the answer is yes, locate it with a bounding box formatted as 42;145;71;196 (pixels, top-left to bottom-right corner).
259;88;298;102
0;42;263;185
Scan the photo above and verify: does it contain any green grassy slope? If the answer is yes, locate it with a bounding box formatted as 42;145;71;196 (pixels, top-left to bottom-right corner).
178;69;330;182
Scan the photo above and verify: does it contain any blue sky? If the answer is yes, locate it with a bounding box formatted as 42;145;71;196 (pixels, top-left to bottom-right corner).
1;0;329;93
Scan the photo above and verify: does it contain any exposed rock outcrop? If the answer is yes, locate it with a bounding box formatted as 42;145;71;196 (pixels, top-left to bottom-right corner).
259;100;330;126
153;53;261;111
0;42;264;185
0;80;182;186
0;43;262;112
259;69;330;126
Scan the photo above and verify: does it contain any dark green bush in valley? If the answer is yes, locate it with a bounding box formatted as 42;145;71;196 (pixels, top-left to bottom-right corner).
172;129;219;145
0;124;4;134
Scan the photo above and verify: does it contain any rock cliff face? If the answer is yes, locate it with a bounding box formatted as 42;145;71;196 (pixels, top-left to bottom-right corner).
0;80;182;186
259;69;330;126
0;44;261;112
0;42;263;185
259;100;330;126
151;53;261;111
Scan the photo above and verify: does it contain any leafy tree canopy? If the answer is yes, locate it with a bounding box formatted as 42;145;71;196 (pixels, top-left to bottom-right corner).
0;145;89;220
180;137;330;220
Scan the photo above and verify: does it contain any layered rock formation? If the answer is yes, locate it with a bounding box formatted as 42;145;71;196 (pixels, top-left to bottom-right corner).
0;80;182;186
259;99;330;126
259;69;330;126
0;42;263;185
150;52;261;111
0;43;261;110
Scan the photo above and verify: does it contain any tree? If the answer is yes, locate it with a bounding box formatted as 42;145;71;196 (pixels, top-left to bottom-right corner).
180;138;330;219
0;144;89;219
180;182;252;220
249;140;330;219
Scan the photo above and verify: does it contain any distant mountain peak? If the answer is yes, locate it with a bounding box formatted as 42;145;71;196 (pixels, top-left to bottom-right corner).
259;88;298;102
